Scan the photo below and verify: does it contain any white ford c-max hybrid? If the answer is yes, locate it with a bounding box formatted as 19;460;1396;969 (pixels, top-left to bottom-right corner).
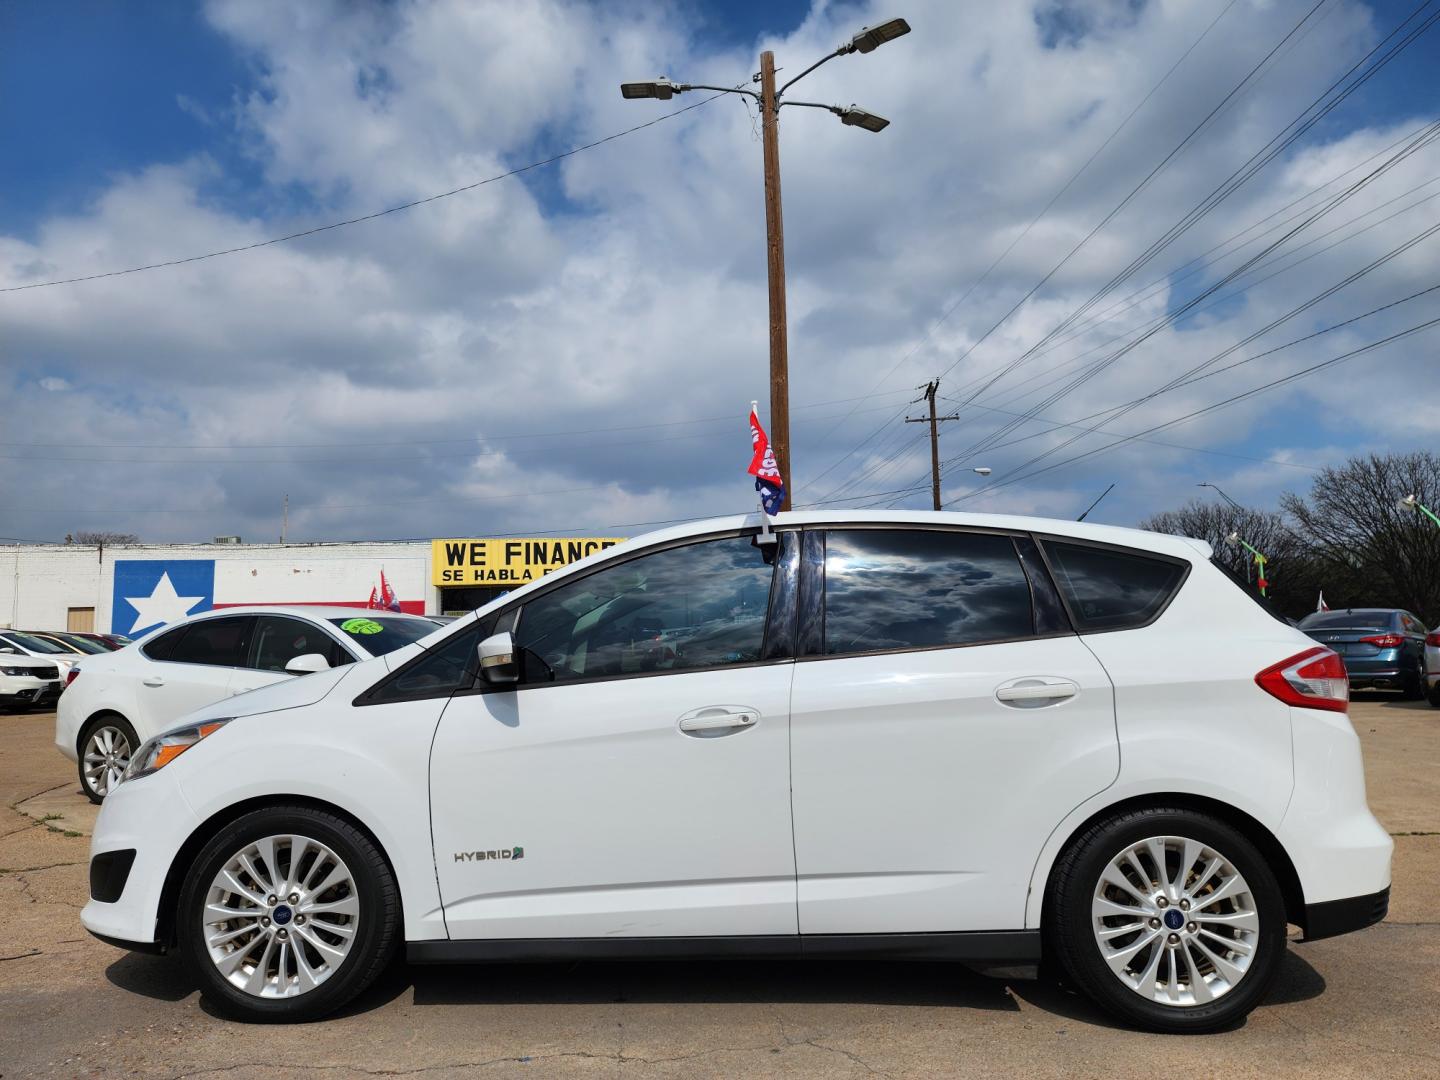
81;512;1391;1032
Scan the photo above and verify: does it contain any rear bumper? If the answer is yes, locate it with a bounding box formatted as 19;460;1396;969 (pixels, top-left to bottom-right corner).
1303;886;1389;941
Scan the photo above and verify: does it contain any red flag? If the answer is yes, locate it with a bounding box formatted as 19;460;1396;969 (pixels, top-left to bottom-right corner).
747;405;785;516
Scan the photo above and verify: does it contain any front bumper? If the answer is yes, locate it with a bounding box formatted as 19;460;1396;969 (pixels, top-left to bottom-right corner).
80;771;200;949
1;679;62;707
1304;886;1389;941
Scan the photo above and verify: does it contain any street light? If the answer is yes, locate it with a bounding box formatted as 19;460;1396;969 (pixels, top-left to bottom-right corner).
1398;493;1440;528
620;17;911;510
620;78;678;100
847;19;913;54
1225;530;1271;597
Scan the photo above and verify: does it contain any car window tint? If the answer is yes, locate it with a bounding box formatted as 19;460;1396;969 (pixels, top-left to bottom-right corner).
1041;540;1186;632
251;616;349;672
514;535;774;683
1298;611;1390;630
167;617;253;667
3;631;68;654
327;617;436;657
56;634;108;654
821;529;1033;655
387;623;483;697
142;625;189;661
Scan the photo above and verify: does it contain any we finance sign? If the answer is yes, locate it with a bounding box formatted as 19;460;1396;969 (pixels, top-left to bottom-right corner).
432;538;624;586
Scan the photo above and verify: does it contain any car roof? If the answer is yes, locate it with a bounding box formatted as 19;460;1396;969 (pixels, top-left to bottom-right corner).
453;509;1214;619
177;606;435;622
610;510;1213;560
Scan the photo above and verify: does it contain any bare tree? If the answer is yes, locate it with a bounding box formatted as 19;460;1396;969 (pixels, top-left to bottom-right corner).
68;531;140;546
1140;499;1314;613
1282;451;1440;625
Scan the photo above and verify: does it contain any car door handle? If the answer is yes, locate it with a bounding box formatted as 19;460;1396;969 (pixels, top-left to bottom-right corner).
142;676;165;687
995;678;1079;705
678;708;758;734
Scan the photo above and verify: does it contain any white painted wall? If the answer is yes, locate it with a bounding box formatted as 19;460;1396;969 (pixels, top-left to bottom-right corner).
0;542;436;633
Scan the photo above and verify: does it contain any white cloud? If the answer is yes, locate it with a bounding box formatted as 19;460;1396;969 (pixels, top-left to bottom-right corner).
37;377;70;392
1;0;1435;544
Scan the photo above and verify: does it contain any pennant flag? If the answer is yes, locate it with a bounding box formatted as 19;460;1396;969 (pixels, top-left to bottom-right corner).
366;570;401;612
747;405;786;516
1317;590;1329;613
379;568;401;612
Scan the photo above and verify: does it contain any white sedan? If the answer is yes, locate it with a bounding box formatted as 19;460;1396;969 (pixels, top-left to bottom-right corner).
0;629;84;679
57;606;441;802
80;511;1390;1033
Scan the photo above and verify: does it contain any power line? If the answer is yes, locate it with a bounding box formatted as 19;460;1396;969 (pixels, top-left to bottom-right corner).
795;0;1243;479
0;90;734;294
939;0;1439;448
945;314;1440;507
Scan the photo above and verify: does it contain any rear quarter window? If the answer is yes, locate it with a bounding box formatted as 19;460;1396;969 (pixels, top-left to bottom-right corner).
1040;539;1188;632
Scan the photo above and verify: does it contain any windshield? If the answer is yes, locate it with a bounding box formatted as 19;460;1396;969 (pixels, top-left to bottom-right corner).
46;633;108;654
2;632;69;654
1299;610;1393;630
327;617;440;657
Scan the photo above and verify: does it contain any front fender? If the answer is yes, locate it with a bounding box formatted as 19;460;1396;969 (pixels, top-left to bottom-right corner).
175;699;448;941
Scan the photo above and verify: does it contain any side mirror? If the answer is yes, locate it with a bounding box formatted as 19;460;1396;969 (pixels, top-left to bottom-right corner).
477;631;518;685
285;652;332;675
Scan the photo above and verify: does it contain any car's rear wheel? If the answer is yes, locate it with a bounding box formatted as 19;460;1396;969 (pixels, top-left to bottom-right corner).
1047;807;1287;1033
177;806;399;1022
78;714;137;803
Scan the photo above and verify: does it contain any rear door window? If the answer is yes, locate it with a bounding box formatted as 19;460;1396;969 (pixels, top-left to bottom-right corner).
1040;540;1187;632
821;529;1035;655
166;616;255;667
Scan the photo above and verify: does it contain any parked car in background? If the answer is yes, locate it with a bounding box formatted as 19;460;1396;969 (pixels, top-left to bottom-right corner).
0;652;64;712
0;629;83;680
57;606;443;802
1297;608;1428;698
73;631;132;650
1424;627;1440;708
26;630;113;657
81;511;1391;1032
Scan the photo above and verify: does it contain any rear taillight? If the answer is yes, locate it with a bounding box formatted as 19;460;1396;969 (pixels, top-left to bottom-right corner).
64;668;79;687
1256;647;1349;713
1358;633;1405;648
1426;631;1440;647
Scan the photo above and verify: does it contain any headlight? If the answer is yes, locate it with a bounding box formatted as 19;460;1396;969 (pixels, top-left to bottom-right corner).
2;665;32;676
123;719;232;783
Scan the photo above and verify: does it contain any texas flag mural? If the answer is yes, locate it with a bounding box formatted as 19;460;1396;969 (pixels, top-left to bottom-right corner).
113;560;216;638
111;557;425;635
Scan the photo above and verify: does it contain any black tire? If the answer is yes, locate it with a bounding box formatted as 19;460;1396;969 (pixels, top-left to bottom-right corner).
1427;681;1440;708
1046;807;1287;1034
76;713;138;804
177;806;400;1022
1400;669;1425;700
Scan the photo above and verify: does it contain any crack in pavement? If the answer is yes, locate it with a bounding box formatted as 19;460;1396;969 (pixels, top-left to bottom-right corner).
0;860;83;875
0;949;42;961
156;1041;823;1079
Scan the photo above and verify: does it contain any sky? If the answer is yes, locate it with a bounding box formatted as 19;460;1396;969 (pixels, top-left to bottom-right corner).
2;0;1439;545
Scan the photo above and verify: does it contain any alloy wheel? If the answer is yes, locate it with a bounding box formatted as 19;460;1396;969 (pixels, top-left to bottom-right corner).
82;726;132;798
202;834;360;999
1091;834;1260;1006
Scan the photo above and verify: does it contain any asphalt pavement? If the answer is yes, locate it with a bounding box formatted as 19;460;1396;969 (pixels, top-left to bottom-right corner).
2;694;1437;1078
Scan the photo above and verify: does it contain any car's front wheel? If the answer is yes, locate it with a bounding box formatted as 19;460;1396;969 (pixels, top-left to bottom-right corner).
78;713;138;803
177;806;400;1022
1047;807;1287;1033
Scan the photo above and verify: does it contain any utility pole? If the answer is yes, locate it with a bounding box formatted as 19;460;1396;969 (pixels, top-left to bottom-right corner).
620;19;909;514
281;493;289;545
759;51;791;511
906;380;960;510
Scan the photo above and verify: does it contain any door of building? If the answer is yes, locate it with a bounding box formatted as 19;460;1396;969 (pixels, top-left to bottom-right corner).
67;607;96;632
